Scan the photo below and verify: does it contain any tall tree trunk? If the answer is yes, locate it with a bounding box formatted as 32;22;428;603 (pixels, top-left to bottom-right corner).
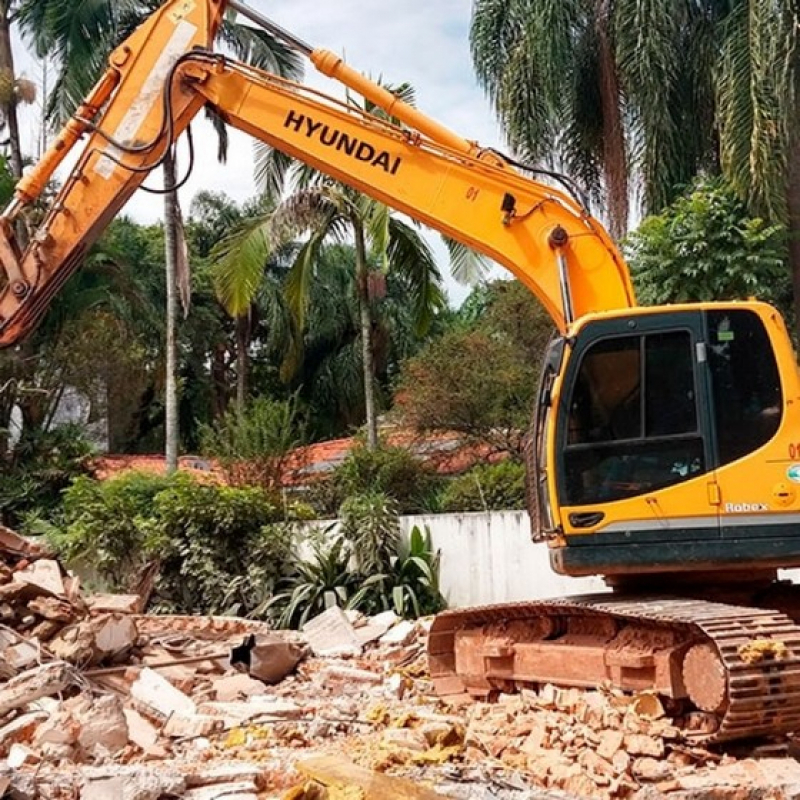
596;0;628;240
235;313;249;413
163;152;180;474
354;225;378;450
0;6;23;182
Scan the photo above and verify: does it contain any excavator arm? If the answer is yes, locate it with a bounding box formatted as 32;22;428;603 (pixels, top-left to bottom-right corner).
0;0;634;347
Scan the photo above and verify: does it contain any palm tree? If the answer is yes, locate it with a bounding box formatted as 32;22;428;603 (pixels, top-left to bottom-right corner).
715;0;800;333
469;0;719;236
214;82;482;449
17;0;302;468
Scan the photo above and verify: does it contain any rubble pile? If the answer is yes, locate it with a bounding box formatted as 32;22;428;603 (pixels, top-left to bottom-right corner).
0;526;800;799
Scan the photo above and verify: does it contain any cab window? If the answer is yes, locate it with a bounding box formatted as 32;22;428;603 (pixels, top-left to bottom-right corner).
563;331;704;505
708;310;781;466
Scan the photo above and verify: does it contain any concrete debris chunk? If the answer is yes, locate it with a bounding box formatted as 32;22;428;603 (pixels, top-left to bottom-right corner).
81;765;186;800
302;606;362;657
75;694;129;757
15;559;65;597
378;619;416;647
131;666;197;720
86;593;142;614
0;661;75;716
212;672;268;702
183;781;258;800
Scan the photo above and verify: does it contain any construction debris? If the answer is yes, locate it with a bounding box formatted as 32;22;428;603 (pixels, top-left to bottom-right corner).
0;530;799;799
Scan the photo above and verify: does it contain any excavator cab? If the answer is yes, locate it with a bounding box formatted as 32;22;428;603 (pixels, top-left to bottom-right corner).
536;301;800;579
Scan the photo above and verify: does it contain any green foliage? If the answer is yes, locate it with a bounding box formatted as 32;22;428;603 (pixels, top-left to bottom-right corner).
312;443;438;516
262;534;359;628
267;511;445;627
46;471;174;591
0;424;95;529
389;525;446;618
139;477;287;615
199;396;301;493
396;280;551;458
48;471;293;614
440;461;527;513
339;491;400;575
626;177;789;310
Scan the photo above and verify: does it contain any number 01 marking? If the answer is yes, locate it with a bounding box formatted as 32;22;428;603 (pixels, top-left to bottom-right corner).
466;187;480;201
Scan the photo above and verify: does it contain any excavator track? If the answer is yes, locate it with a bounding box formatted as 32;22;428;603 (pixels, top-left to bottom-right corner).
428;595;800;743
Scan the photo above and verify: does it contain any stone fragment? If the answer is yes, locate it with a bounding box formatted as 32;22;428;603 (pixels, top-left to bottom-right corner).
632;756;674;783
625;733;665;758
185;763;266;787
76;694;129;757
597;728;625;760
6;744;39;768
130;667;197;721
302;606;361;657
378;619;416;646
355;610;399;645
0;661;75;716
93;614;138;660
81;765;186;800
15;560;64;597
322;665;383;685
86;594;142;614
123;709;161;751
184;781;258;800
163;714;224;739
196;697;302;726
0;711;48;749
381;727;429;753
26;596;74;622
213;673;267;702
47;621;96;664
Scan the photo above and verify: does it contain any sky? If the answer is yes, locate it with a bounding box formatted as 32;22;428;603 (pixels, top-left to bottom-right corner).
14;0;507;306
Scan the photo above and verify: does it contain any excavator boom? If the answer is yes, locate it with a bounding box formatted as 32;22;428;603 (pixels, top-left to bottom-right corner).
0;0;633;346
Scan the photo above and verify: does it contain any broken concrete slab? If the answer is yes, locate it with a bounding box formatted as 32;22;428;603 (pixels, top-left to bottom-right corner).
162;714;224;739
93;614;138;661
213;673;268;702
15;559;65;597
301;606;361;657
130;666;197;720
86;594;142;615
75;694;129;757
183;780;258;799
0;661;75;716
81;765;186;800
378;619;416;647
123;709;161;751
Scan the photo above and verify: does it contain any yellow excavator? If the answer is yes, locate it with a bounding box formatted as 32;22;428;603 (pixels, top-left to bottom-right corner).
2;0;800;743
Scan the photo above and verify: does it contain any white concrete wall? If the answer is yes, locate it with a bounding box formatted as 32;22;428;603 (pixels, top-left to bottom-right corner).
398;510;607;608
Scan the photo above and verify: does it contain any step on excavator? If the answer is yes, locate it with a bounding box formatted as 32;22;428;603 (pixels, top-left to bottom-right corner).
2;0;800;744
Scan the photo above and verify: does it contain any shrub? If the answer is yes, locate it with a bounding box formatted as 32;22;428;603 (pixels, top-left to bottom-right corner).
48;471;295;615
311;443;438;516
46;471;174;591
140;476;289;615
261;534;359;628
440;460;527;513
339;491;400;575
1;424;95;529
199;396;301;494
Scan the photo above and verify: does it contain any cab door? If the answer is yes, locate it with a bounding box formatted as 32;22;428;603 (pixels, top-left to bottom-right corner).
703;308;784;543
